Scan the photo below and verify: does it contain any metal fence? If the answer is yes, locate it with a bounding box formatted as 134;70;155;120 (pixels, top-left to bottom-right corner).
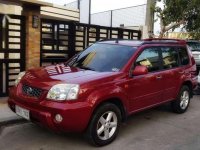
0;14;26;97
65;1;147;27
41;19;142;66
91;4;147;27
65;0;147;27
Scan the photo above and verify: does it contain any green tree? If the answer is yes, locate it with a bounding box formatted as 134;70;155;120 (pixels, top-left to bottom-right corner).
154;0;200;39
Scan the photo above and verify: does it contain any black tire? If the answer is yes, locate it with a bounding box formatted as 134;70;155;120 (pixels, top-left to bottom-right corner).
86;103;122;146
171;86;191;114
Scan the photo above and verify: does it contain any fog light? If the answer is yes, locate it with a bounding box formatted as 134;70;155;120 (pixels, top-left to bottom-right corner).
55;114;63;123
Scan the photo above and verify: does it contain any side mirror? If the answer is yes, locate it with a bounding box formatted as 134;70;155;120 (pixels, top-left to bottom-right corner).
132;66;148;76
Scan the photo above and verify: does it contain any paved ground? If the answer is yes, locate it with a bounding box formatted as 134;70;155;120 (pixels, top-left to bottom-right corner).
0;95;200;150
0;101;20;123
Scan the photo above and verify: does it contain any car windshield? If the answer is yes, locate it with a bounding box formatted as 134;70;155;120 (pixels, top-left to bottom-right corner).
187;42;200;51
67;43;136;72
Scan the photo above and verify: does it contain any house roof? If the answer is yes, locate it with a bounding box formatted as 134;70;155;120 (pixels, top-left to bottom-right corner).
0;0;53;7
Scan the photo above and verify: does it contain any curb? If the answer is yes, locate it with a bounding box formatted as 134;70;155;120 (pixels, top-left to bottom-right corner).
0;118;27;127
0;97;8;104
0;118;28;135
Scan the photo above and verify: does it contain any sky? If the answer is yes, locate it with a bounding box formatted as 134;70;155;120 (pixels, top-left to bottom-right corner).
41;0;163;35
42;0;147;13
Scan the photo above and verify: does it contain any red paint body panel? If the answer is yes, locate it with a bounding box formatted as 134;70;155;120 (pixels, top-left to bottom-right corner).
8;40;198;132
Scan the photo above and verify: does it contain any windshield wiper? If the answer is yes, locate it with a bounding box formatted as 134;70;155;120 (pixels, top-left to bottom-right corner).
65;52;83;66
79;66;96;71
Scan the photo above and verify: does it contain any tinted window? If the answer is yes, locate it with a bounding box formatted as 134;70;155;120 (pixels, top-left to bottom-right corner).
67;43;136;72
178;47;189;65
136;48;160;72
161;47;179;69
187;42;200;51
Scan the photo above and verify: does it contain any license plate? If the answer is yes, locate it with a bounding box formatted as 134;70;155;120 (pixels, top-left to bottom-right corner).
15;105;30;120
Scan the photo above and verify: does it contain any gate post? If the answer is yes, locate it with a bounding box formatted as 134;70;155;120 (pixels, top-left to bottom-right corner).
68;23;76;58
96;26;100;41
22;5;41;70
118;29;123;39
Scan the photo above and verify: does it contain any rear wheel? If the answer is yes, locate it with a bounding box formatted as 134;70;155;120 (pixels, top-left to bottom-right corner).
171;86;191;114
86;103;121;146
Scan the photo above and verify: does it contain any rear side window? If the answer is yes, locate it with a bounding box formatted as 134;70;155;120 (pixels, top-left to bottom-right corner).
178;47;189;65
161;47;179;69
136;47;160;72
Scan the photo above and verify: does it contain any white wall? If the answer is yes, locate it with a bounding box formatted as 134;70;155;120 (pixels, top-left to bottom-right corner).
0;4;22;14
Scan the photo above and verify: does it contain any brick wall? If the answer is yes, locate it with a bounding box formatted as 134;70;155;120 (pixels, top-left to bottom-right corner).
22;6;41;70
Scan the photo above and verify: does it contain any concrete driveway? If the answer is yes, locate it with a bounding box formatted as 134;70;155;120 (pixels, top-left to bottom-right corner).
0;96;200;150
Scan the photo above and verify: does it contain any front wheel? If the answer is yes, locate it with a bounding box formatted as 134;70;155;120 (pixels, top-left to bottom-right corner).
171;86;191;114
86;103;121;146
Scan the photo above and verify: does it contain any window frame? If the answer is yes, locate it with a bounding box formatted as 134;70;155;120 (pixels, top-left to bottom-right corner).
159;46;180;71
131;45;190;75
133;46;163;73
176;46;190;66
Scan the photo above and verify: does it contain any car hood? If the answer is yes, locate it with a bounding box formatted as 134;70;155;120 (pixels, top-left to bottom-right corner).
21;64;123;90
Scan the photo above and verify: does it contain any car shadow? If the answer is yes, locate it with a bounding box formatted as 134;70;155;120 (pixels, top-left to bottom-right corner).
30;123;88;145
193;86;200;95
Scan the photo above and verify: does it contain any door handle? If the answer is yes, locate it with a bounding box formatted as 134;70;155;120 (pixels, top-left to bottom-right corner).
179;70;185;74
156;75;162;79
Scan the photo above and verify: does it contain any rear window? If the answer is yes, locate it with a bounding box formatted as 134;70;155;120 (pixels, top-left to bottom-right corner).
178;47;189;65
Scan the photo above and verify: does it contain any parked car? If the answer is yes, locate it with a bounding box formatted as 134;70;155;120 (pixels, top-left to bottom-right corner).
187;40;200;72
8;39;198;146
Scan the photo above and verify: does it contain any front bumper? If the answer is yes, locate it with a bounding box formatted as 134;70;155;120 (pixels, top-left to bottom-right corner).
8;88;92;133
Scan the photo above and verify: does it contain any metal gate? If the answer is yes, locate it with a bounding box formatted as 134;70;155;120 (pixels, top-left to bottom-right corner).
0;14;26;97
41;19;141;66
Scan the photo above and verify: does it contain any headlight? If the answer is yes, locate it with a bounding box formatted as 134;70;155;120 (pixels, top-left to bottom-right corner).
47;84;80;101
15;71;26;86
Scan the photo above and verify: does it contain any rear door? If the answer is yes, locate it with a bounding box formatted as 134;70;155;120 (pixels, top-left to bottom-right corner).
159;46;181;101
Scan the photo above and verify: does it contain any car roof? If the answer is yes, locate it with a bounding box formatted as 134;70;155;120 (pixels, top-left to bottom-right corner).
97;39;186;47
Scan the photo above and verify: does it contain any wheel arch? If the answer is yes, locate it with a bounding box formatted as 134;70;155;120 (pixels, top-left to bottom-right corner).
181;80;193;98
91;97;127;122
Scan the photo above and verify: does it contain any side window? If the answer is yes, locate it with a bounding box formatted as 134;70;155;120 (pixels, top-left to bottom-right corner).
178;47;189;65
136;48;160;72
161;47;179;69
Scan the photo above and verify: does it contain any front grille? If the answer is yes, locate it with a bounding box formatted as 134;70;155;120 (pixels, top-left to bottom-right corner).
22;85;43;98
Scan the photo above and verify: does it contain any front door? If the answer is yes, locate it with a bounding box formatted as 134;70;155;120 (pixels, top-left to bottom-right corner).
127;47;164;112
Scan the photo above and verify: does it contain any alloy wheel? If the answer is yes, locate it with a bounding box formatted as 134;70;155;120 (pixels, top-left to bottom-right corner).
180;90;189;110
96;111;118;141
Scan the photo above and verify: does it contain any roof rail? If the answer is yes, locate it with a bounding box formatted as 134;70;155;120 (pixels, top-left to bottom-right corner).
98;38;116;42
144;38;186;44
98;38;139;43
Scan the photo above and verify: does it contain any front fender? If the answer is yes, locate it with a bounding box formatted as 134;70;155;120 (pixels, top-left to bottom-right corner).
86;85;129;113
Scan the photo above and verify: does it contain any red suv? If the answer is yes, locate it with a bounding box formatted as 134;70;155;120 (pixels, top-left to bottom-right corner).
8;39;198;146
